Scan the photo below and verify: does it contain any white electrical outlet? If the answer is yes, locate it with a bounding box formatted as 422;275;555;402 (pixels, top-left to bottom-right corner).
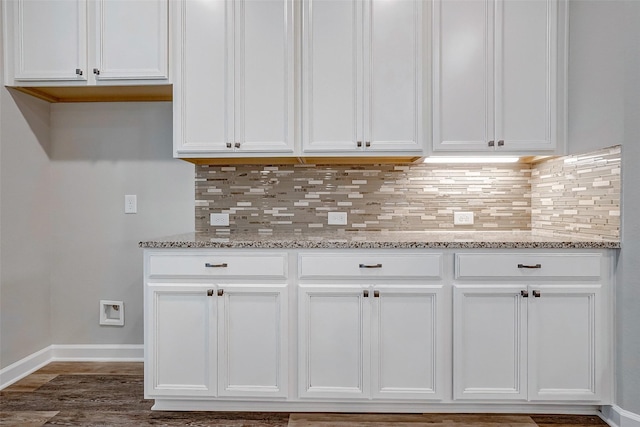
328;212;348;225
454;211;474;225
210;213;230;226
124;195;137;214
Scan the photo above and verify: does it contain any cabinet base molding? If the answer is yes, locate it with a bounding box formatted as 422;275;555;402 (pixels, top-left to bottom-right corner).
601;405;640;427
151;399;603;415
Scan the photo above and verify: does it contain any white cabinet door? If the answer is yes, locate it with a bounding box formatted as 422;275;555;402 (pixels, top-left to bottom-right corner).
496;0;556;152
433;0;493;152
146;284;216;398
93;0;168;80
217;284;288;398
302;0;362;153
11;0;87;81
453;285;527;400
366;0;423;152
302;0;423;155
371;285;444;400
298;285;370;398
175;0;294;156
433;0;557;153
528;285;603;401
234;0;295;153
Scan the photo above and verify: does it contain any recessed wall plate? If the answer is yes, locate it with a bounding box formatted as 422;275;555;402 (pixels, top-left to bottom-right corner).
100;300;124;326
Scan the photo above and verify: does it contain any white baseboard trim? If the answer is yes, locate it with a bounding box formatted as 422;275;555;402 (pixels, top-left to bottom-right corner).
51;344;144;362
601;405;640;427
0;344;144;390
0;346;53;390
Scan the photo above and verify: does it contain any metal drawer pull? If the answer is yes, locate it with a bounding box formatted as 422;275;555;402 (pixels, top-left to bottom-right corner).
226;142;232;148
218;289;224;296
374;290;380;298
497;140;505;147
207;289;214;297
533;290;541;298
75;68;83;76
205;263;228;268
517;263;541;269
521;290;529;298
359;263;382;269
93;68;100;75
363;290;369;298
488;140;495;147
357;141;363;147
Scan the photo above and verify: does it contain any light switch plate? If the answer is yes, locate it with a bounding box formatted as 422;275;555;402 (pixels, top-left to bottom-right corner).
124;195;137;214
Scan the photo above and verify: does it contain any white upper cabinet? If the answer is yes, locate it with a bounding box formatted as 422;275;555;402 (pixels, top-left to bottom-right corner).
302;0;424;155
433;0;559;153
93;0;168;81
10;0;87;82
4;0;169;86
174;0;295;157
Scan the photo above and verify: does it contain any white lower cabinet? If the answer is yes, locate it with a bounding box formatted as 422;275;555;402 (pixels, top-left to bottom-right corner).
146;283;216;398
217;284;288;398
453;252;610;403
144;248;612;410
298;284;445;401
145;279;288;400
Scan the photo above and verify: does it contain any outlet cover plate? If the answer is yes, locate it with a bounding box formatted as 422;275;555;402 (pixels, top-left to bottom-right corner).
328;212;348;225
454;211;474;225
210;213;230;226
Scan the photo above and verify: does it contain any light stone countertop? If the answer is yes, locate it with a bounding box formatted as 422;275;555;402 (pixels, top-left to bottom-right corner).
139;230;620;249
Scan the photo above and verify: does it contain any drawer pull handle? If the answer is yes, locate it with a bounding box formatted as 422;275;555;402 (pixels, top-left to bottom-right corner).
363;290;369;298
521;290;529;298
205;263;228;268
359;263;382;269
218;289;224;296
533;290;541;298
374;290;380;298
517;263;541;269
207;289;214;296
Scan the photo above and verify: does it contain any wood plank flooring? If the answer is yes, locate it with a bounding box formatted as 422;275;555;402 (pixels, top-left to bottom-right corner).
0;363;609;426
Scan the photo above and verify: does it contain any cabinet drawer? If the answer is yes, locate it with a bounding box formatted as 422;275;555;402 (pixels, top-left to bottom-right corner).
455;253;602;279
299;253;442;279
148;253;287;278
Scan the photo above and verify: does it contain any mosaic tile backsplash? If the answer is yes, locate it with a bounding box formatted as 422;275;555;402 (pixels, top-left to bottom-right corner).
195;146;620;239
531;146;621;238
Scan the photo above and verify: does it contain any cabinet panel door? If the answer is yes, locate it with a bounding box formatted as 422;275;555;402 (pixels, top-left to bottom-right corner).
177;0;233;153
94;0;168;80
433;0;493;152
496;0;556;151
235;0;294;153
298;285;370;398
13;0;87;81
371;285;444;400
217;285;288;397
453;285;527;400
366;0;422;152
146;284;216;398
302;0;362;152
528;285;602;401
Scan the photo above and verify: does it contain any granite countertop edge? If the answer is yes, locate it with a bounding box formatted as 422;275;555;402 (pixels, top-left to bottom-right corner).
139;231;621;250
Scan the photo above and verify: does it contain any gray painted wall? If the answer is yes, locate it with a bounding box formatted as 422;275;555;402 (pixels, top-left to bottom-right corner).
0;6;54;368
568;0;640;415
48;103;194;344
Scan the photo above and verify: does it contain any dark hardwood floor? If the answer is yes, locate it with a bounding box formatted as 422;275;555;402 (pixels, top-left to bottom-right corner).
0;362;609;426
